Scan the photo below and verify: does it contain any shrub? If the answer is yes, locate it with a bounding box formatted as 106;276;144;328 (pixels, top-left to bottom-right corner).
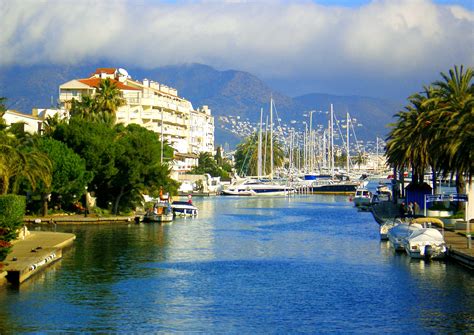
0;195;26;242
0;240;12;262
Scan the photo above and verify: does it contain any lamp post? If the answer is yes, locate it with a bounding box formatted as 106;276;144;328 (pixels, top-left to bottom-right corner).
84;186;88;217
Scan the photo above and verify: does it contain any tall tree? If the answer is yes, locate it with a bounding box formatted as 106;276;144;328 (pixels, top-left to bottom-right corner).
429;65;474;193
234;131;285;177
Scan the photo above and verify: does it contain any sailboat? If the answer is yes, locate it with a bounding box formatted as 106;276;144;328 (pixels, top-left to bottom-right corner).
307;104;361;194
222;97;294;196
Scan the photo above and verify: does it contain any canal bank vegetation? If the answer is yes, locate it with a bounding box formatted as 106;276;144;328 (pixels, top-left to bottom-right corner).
187;148;233;181
0;79;179;220
385;65;473;196
0;195;25;264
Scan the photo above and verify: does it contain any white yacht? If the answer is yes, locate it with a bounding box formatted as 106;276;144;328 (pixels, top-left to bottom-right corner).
221;178;294;196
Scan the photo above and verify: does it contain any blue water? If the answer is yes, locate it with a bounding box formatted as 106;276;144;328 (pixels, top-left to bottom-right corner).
1;195;473;334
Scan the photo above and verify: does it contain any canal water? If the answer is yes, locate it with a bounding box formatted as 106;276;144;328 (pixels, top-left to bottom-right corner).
1;194;473;333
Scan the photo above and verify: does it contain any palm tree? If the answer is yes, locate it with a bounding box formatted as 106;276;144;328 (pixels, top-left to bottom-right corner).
0;134;52;195
428;65;474;194
234;131;285;177
95;78;125;124
69;78;125;126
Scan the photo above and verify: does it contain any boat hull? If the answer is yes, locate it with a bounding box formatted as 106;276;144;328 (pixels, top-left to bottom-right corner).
171;201;199;216
309;183;359;195
143;213;174;223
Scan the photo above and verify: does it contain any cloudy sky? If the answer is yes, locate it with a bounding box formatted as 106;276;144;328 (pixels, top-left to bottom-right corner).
1;0;473;100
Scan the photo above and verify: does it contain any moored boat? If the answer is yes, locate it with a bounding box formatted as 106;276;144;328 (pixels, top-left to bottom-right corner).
171;201;198;216
404;228;447;260
387;222;423;251
221;178;294;196
353;188;372;207
143;203;174;223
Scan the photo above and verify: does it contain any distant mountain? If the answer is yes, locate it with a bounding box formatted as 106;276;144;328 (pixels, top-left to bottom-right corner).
0;63;402;146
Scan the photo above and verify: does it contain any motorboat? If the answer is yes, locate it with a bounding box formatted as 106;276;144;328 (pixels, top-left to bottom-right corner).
387;222;423;251
352;188;372;207
143;203;174;223
221;178;294;196
171;201;198;216
308;179;360;195
379;218;405;241
404;228;447;260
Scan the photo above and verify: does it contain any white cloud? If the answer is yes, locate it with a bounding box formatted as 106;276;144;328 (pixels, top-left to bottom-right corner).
0;0;472;97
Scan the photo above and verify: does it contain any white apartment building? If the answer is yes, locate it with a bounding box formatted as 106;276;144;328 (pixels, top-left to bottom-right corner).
2;108;65;133
58;68;215;171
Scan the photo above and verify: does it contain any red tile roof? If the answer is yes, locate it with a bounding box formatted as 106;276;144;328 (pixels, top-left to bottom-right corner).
78;78;140;91
93;68;116;75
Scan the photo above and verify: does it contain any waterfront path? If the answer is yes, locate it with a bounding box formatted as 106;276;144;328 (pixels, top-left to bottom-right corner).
1;231;75;285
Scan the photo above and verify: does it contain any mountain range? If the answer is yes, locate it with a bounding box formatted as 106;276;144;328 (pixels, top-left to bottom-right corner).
0;63;403;147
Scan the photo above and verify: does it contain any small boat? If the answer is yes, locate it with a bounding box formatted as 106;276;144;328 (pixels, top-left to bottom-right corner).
143;203;174;223
380;218;405;241
387;222;423;251
221;178;294;196
353;188;372;207
404;228;447;260
171;201;198;216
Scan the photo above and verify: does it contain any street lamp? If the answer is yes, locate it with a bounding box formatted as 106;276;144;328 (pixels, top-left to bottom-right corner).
84;186;88;217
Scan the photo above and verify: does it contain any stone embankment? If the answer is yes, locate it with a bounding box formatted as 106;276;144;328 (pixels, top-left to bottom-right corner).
1;229;75;286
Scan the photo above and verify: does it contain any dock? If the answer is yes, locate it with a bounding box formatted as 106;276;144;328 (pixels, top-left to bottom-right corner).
24;215;134;224
370;200;474;270
0;231;75;286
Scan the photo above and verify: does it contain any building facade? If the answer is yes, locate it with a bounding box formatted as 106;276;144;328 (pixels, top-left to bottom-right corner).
57;68;215;172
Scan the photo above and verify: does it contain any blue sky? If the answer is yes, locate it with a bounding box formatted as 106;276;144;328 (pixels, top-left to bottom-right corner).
1;0;473;100
314;0;473;9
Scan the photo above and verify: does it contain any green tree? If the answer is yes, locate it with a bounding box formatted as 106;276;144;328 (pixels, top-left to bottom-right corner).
107;124;177;214
0;127;52;195
69;78;125;126
35;137;92;215
429;65;474;193
386;65;473;197
189;152;230;180
234;131;284;177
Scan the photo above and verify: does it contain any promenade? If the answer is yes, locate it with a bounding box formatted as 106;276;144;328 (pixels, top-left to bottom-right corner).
371;200;474;270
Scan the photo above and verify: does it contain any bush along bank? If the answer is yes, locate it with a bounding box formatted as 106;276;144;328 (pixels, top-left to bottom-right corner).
0;195;26;262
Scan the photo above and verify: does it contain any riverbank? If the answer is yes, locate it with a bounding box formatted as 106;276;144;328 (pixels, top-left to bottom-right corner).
24;214;135;225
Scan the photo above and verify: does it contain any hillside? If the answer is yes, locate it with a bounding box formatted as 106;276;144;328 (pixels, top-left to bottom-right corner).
0;63;402;146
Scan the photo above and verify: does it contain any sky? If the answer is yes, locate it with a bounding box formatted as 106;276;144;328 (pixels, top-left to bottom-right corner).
0;0;473;100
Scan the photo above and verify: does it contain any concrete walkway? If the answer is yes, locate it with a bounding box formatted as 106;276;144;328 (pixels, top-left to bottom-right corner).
1;231;75;285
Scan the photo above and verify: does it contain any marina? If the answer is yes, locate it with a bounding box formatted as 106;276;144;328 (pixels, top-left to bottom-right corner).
0;193;473;333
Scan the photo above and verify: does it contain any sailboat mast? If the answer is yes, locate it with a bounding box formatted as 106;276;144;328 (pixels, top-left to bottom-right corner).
264;115;268;175
330;104;334;177
270;96;274;179
257;108;263;178
346;112;350;173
